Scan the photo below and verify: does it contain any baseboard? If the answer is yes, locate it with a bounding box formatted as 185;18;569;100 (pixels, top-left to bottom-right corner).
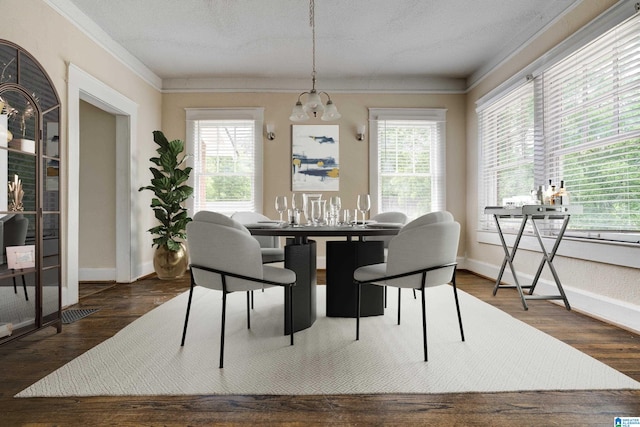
137;261;155;281
465;258;640;334
78;268;117;282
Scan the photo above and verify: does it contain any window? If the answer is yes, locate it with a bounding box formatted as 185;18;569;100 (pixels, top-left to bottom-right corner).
369;108;446;220
186;108;264;216
478;83;535;230
542;14;640;231
478;9;640;238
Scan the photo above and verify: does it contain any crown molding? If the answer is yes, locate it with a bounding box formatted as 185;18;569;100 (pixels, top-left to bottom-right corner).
161;76;467;94
45;0;163;91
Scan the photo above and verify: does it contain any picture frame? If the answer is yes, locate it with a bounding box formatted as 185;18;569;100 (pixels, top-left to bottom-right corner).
291;124;339;191
6;245;35;269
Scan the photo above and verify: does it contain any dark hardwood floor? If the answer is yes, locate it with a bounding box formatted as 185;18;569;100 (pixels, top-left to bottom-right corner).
1;270;638;426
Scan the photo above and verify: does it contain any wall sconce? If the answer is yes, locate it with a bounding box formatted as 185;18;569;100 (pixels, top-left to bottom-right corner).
266;124;275;140
356;125;366;141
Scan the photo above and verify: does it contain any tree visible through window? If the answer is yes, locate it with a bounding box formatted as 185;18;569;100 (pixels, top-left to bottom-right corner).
478;11;640;237
186;109;263;215
370;109;446;220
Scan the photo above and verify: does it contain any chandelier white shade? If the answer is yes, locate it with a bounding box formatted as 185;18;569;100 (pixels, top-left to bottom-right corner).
289;0;341;122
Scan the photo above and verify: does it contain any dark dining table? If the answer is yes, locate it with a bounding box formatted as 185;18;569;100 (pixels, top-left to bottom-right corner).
246;222;403;334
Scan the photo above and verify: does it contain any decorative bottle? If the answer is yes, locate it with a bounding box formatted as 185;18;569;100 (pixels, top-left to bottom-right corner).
536;185;544;204
557;180;570;205
543;180;553;205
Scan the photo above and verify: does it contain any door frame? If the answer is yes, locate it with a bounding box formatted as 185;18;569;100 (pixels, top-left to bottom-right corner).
65;64;138;306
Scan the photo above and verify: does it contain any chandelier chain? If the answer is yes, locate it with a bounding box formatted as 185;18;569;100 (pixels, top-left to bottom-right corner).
289;0;340;121
309;0;316;88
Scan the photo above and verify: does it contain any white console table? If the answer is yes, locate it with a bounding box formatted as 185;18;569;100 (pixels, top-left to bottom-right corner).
484;205;583;310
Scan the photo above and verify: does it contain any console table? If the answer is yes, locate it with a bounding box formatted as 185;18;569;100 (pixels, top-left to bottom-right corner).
484;205;582;310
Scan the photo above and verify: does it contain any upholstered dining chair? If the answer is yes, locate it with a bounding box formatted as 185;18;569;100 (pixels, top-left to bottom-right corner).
353;211;464;361
3;214;29;300
231;211;285;264
402;211;455;299
231;211;286;309
368;211;409;255
367;211;408;307
182;211;296;368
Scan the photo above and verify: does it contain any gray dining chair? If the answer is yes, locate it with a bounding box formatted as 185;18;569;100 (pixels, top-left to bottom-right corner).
405;211;456;301
353;211;464;361
231;211;285;264
367;211;408;307
3;214;29;300
231;211;286;309
182;211;296;368
368;211;409;256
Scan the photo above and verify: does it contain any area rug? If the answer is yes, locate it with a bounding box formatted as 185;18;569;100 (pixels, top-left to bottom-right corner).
16;285;640;397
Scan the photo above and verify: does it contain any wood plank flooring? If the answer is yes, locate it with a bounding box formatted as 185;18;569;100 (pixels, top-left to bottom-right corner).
0;270;638;426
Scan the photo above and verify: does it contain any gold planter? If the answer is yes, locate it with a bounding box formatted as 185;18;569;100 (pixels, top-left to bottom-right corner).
153;243;188;280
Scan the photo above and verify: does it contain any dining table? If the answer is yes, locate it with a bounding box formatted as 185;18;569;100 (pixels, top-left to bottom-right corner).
245;221;403;334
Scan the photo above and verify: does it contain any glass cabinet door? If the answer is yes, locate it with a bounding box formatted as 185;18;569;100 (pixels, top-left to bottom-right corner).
0;89;38;339
1;40;61;344
42;107;61;324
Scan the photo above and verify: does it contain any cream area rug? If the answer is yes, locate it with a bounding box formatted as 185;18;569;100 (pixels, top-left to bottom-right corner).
16;284;640;397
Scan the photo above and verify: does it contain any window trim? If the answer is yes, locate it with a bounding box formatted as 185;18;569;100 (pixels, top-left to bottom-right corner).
368;107;447;217
185;107;264;216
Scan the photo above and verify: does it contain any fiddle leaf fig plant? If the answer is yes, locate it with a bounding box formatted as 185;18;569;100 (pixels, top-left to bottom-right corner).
139;130;193;252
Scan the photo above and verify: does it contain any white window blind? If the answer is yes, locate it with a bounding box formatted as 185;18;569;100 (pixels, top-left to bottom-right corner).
542;12;640;231
478;10;640;237
478;84;535;229
369;108;446;220
186;109;263;216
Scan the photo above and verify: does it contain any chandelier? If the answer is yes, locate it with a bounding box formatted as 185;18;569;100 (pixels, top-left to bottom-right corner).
289;0;341;122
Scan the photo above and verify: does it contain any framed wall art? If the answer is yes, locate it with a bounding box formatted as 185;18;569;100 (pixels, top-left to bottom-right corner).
291;124;339;191
6;245;35;269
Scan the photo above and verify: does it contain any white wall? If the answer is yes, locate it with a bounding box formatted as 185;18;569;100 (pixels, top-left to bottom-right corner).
162;91;467;259
78;100;116;280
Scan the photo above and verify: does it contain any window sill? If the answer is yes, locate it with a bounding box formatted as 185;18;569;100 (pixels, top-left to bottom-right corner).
476;230;640;269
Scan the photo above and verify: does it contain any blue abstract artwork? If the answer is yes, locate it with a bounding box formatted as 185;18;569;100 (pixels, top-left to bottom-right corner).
292;125;339;191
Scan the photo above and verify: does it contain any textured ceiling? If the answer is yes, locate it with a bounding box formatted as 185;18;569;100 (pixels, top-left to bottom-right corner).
54;0;580;91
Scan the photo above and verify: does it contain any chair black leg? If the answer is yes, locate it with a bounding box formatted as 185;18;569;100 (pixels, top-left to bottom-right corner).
413;288;417;299
384;286;387;308
13;275;28;301
356;282;361;340
397;288;401;325
246;291;251;329
251;290;254;309
220;290;227;369
452;272;465;342
421;272;428;361
289;284;294;346
180;278;196;346
21;275;27;301
421;288;428;362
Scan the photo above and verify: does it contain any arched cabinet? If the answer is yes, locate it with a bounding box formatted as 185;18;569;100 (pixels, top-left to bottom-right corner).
0;40;62;344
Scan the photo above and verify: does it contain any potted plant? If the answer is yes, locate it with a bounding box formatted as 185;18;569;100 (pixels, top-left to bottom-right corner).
139;130;193;279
